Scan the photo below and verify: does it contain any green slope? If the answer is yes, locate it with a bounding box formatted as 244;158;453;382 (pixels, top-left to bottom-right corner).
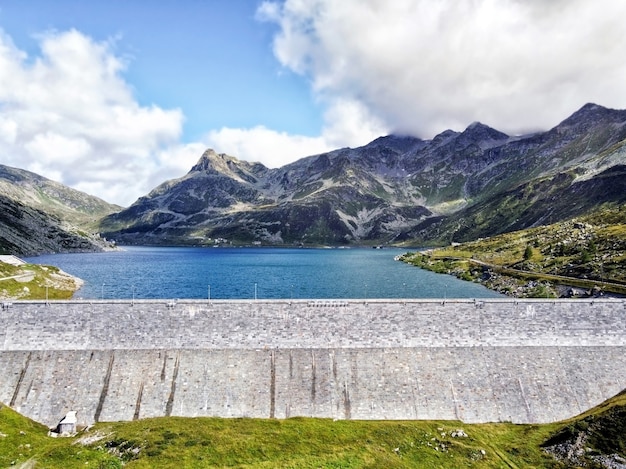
0;261;82;300
401;203;626;298
3;390;626;468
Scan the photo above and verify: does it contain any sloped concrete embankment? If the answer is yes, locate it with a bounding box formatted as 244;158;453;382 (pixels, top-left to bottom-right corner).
1;299;625;427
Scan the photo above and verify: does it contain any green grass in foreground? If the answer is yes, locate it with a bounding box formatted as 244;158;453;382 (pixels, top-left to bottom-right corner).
4;391;626;468
0;403;565;469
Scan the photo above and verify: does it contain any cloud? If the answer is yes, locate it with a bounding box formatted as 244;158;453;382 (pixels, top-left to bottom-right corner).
204;97;387;168
0;24;385;204
148;142;209;190
0;29;184;206
205;126;329;168
3;1;626;207
259;0;626;137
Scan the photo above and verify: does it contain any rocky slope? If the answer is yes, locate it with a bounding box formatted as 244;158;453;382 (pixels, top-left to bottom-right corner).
0;164;121;229
98;103;626;246
542;390;626;468
0;194;112;256
409;104;626;243
0;164;120;256
400;204;626;298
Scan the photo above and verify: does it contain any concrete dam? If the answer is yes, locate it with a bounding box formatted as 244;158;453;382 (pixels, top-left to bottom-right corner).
1;298;626;428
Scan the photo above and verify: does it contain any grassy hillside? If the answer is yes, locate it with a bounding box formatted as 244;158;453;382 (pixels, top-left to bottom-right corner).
0;164;120;256
0;164;121;232
542;390;626;468
0;404;557;468
2;391;626;468
0;261;82;300
400;203;626;298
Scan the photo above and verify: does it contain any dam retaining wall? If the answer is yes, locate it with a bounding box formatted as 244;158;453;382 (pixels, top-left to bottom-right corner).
1;299;625;427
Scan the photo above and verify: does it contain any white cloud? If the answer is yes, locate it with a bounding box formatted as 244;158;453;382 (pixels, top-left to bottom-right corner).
205;126;330;168
0;29;184;206
25;132;91;164
321;98;387;149
2;1;626;208
0;26;381;205
259;0;626;137
149;142;209;189
203;98;387;168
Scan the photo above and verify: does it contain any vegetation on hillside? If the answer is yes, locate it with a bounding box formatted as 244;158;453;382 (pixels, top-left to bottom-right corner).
2;390;626;468
0;262;81;300
0;163;122;232
542;390;626;468
400;204;626;298
0;164;121;256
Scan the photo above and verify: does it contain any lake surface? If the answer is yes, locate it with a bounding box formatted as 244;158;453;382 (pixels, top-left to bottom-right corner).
26;246;502;300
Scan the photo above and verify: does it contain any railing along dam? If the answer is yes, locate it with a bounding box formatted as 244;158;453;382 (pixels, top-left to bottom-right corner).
1;298;625;427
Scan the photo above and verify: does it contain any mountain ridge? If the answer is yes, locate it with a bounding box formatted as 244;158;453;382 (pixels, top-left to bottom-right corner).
0;163;120;256
0;164;121;226
98;103;626;246
1;103;623;253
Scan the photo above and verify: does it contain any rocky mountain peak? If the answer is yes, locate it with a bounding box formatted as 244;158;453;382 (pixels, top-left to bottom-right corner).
455;122;510;149
462;121;509;140
431;129;459;146
428;122;508;152
556;103;626;130
190;149;234;173
364;135;423;153
97;104;626;247
560;103;606;124
188;148;268;186
579;102;605;113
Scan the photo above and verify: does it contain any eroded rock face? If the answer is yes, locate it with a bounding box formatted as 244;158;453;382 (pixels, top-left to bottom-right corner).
97;103;626;246
0;164;120;256
542;404;626;469
0;194;111;256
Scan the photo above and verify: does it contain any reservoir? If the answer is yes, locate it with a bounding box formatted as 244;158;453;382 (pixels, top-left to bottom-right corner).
26;246;502;300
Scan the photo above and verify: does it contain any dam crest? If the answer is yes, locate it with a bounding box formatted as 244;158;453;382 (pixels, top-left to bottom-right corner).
1;298;625;427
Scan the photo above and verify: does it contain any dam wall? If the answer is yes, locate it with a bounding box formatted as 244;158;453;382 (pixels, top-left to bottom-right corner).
1;299;625;427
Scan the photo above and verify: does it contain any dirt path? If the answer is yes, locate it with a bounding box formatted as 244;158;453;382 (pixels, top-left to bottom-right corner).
0;272;35;282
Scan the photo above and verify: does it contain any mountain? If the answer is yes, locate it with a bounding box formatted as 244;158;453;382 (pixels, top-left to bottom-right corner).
0;164;121;229
99;145;433;245
408;103;626;243
99;103;626;246
0;164;121;256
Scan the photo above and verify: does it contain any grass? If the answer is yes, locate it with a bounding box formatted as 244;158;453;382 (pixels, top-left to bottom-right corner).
1;404;566;469
4;391;626;468
400;204;626;297
0;263;79;300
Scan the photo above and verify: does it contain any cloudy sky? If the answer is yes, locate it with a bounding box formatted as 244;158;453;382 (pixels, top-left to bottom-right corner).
0;0;625;206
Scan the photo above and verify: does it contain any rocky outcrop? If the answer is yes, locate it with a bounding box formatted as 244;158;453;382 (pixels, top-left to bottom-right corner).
0;164;120;256
542;396;626;468
0;194;112;256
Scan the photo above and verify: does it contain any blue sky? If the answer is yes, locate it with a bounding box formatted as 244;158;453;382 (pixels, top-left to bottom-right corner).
1;0;625;206
0;0;322;140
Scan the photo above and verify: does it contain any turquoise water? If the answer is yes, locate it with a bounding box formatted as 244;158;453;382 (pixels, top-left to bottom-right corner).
26;246;502;300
